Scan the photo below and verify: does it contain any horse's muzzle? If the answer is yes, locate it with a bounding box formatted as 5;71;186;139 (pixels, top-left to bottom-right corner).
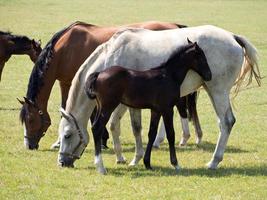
24;138;39;150
58;155;75;168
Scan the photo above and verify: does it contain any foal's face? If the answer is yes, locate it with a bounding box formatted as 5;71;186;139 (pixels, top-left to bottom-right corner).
186;42;212;81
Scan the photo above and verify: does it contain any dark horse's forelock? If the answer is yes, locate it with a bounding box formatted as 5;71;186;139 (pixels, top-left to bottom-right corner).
19;21;86;124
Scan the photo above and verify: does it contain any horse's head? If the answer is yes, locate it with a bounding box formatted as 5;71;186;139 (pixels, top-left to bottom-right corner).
184;39;212;81
58;108;89;168
18;97;51;150
29;39;42;63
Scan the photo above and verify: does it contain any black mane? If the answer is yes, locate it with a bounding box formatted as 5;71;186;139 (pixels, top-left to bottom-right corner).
25;21;85;101
20;21;88;123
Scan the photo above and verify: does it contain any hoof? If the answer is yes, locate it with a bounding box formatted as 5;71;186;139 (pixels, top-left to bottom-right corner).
117;159;127;164
145;165;153;170
129;159;138;166
195;137;202;145
179;135;190;147
129;154;143;166
206;161;218;170
101;144;109;150
97;168;107;175
173;165;180;172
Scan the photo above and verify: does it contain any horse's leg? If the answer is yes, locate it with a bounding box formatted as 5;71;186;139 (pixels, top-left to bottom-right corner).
153;118;165;148
143;110;161;170
109;104;128;163
187;92;203;145
128;108;144;166
162;108;179;171
92;108;114;175
206;90;235;169
176;97;191;146
51;81;71;149
90;106;110;149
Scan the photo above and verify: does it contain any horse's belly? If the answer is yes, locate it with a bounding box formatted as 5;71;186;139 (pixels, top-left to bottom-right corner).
180;70;203;97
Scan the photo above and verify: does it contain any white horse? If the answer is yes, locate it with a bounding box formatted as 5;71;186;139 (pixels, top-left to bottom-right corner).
58;25;260;174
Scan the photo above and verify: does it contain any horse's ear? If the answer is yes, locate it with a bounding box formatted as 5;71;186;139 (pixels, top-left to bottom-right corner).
17;98;24;105
60;108;72;122
187;38;193;44
23;97;34;106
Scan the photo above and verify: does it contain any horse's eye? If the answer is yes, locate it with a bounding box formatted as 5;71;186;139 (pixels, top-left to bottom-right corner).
64;133;72;139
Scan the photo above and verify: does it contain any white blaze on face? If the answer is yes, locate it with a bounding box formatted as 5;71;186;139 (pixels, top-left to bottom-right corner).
23;124;28;146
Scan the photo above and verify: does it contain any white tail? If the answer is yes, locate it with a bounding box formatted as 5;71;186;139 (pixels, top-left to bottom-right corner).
233;35;262;94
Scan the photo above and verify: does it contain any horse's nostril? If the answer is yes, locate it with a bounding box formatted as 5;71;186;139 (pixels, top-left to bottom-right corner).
58;157;75;168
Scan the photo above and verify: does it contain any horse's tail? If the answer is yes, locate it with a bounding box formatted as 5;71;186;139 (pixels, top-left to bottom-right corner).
233;35;262;94
85;72;100;99
85;72;102;127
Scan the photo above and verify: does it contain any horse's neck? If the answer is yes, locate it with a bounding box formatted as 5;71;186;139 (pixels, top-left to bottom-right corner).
35;69;57;112
7;41;31;56
164;59;188;86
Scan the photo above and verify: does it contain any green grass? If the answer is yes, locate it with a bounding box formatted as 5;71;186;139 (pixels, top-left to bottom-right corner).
0;0;266;199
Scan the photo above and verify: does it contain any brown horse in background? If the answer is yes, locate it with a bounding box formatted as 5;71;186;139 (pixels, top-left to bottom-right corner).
0;31;42;81
18;21;201;150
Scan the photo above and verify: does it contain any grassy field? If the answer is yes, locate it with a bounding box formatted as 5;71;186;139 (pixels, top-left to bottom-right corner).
0;0;266;199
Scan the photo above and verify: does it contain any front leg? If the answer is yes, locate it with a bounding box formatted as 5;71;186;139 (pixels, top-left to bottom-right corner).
162;108;179;171
143;110;161;170
51;81;71;150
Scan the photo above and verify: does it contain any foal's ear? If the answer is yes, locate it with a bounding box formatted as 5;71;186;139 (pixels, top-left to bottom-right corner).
60;108;72;122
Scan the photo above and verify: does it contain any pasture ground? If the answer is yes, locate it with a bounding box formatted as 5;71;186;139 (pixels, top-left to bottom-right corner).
0;0;266;199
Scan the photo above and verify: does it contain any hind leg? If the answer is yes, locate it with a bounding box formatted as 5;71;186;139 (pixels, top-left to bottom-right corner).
109;104;128;163
128;108;144;166
187;92;203;145
153;118;165;148
206;90;235;169
176;97;191;146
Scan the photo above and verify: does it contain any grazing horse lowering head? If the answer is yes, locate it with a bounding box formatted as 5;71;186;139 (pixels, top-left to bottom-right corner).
18;97;51;149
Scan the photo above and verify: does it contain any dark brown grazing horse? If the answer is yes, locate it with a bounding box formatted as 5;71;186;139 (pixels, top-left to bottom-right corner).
83;40;212;171
0;31;42;81
18;21;201;150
